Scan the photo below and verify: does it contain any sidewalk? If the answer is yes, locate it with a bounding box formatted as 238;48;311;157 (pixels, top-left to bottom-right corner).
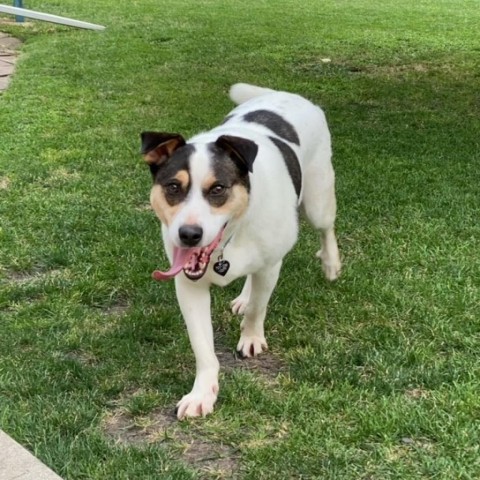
0;32;21;91
0;430;63;480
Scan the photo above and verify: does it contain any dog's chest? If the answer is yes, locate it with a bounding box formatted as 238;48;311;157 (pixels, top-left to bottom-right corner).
205;216;298;286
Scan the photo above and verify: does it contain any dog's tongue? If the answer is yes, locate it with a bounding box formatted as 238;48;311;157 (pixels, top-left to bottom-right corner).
152;247;198;281
152;226;226;282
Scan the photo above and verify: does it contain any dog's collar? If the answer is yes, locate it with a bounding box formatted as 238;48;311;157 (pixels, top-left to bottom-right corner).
212;225;234;277
220;230;234;252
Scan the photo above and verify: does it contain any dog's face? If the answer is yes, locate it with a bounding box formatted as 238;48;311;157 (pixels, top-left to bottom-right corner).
141;132;258;251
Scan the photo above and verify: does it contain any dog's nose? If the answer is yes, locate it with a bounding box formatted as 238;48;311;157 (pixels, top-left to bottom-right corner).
178;224;203;247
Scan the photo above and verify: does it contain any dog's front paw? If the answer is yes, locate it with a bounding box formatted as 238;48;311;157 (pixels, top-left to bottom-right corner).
236;334;268;358
230;294;249;315
176;384;219;420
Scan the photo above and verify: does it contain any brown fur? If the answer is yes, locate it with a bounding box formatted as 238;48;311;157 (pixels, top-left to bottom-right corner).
150;185;181;225
175;170;190;190
211;184;249;219
151;181;249;226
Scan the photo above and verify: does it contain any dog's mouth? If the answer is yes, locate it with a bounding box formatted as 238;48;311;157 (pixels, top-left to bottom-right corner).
152;226;225;282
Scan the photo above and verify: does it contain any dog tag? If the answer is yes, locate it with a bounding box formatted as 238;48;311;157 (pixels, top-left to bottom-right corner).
213;259;230;276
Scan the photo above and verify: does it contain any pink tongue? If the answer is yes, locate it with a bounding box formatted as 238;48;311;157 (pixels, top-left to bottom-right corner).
152;247;197;281
152;226;226;282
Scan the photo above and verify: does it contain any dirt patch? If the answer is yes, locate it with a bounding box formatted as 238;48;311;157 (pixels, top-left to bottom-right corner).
347;61;462;79
405;388;429;400
103;348;284;476
103;342;285;475
101;303;129;317
6;268;68;285
217;347;285;379
6;270;44;284
48;167;81;183
291;53;452;80
104;409;174;446
0;176;10;190
62;350;98;366
135;203;153;212
5;270;32;283
181;441;238;478
214;331;286;381
104;408;240;478
400;436;434;451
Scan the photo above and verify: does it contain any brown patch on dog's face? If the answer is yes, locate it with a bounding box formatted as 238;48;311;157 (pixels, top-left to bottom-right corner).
174;170;190;191
201;175;249;219
150;185;179;225
212;184;250;219
147;145;195;226
146;139;253;230
150;169;191;225
196;142;253;221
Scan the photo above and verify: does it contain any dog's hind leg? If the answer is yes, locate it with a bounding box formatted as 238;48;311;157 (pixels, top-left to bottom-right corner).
236;261;282;358
316;226;341;280
231;275;252;315
301;158;341;281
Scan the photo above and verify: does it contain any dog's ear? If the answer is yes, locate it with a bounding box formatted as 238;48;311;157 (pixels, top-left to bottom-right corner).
215;135;258;174
140;132;186;175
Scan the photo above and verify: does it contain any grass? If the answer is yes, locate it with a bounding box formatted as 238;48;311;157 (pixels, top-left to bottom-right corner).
1;0;479;478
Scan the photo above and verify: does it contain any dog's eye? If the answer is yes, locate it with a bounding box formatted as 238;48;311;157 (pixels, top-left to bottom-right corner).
165;182;181;195
209;184;226;196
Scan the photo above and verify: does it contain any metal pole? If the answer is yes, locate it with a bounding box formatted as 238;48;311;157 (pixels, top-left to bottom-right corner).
13;0;24;23
0;5;105;30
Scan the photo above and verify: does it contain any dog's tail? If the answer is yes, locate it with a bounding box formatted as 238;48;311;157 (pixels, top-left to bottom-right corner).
229;83;275;105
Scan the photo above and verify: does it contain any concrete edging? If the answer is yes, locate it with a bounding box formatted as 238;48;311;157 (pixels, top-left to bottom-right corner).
0;31;21;91
0;430;63;480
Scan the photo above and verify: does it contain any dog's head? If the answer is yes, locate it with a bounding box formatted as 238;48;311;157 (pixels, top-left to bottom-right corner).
141;131;257;280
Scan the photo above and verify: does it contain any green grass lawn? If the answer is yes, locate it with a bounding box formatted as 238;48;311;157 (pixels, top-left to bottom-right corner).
1;0;479;478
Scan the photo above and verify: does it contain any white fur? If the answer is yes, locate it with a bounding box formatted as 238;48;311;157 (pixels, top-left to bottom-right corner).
229;83;275;105
164;84;341;419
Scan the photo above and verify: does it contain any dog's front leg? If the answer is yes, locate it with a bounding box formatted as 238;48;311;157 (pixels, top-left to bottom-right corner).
175;275;219;420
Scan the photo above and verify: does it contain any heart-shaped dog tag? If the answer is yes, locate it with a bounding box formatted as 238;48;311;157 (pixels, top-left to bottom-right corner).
213;260;230;276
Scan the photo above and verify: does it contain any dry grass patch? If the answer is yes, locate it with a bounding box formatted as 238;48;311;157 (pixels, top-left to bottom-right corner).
0;176;10;189
5;268;70;285
104;407;240;478
100;302;129;317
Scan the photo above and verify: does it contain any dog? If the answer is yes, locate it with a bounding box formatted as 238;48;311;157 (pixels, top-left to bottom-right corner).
140;83;341;419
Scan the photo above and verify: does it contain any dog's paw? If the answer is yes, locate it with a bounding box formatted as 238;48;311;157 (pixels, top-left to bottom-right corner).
176;384;219;420
316;249;341;281
230;294;249;315
322;261;341;281
236;334;268;358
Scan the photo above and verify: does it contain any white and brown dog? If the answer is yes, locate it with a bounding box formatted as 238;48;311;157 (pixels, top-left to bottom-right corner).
141;83;341;419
